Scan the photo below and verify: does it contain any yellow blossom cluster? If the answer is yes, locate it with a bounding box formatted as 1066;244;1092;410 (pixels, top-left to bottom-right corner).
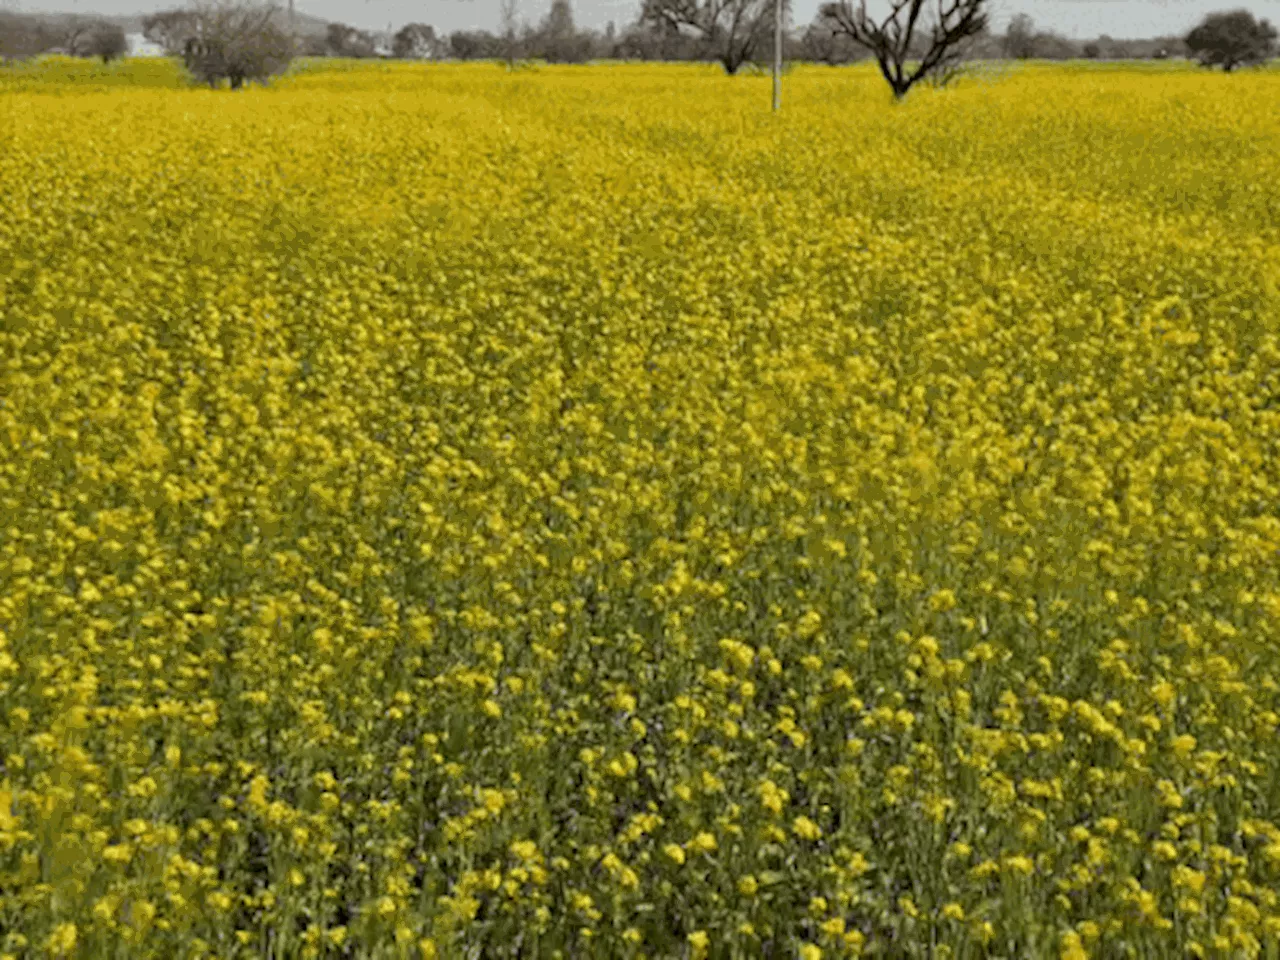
2;56;1280;958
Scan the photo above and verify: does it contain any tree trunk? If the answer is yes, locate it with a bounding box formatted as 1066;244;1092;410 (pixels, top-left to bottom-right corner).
874;56;911;99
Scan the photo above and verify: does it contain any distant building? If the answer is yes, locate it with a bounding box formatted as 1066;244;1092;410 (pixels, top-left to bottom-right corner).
127;33;166;57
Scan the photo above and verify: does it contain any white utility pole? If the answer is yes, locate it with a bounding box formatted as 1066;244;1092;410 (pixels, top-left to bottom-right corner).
772;0;782;111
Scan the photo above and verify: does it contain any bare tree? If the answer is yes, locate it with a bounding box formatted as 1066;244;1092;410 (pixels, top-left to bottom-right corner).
499;0;520;68
819;0;989;98
0;10;57;63
142;9;196;52
59;15;97;55
79;22;128;62
1001;11;1034;58
145;0;293;88
639;0;777;74
531;0;593;63
43;16;129;61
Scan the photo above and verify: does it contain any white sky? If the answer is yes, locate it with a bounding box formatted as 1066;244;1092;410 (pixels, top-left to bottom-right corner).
7;0;1280;40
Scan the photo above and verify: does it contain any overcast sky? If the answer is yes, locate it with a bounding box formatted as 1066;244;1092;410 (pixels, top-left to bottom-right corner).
7;0;1280;40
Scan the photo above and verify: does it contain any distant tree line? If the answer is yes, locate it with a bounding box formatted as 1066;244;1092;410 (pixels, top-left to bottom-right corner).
269;2;1277;75
0;12;126;64
999;14;1189;62
3;0;1275;97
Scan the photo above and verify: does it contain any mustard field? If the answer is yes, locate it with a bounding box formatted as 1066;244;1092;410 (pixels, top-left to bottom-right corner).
2;57;1280;959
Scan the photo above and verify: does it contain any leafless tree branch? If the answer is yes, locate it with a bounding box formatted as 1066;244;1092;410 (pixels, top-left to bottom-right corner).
819;0;988;98
640;0;781;73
